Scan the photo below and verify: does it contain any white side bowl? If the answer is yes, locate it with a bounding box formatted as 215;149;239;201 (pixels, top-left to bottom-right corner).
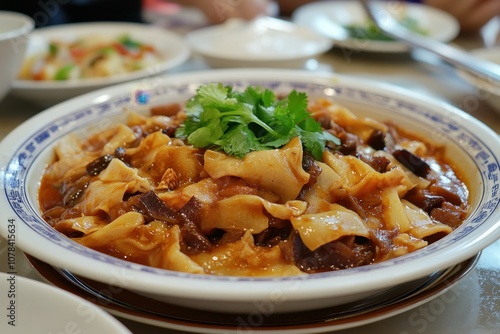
0;11;34;102
0;272;131;334
10;21;190;108
186;16;333;68
0;69;499;314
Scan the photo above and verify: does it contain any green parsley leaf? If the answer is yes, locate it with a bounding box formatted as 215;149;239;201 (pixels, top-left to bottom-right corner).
215;124;265;158
175;83;340;160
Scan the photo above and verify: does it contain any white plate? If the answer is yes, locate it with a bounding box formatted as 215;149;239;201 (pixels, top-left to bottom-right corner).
0;69;499;315
292;1;460;53
0;272;131;334
185;16;333;68
10;22;190;107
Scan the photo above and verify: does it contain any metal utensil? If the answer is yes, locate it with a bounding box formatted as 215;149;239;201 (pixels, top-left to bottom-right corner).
358;0;500;85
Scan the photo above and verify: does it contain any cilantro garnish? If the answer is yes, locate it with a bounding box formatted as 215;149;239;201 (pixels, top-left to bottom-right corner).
344;17;428;41
175;83;340;160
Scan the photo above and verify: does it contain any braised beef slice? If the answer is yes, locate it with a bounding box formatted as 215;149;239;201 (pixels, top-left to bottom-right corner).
370;228;400;256
430;202;463;229
302;151;322;186
336;195;368;219
423;232;448;244
178;197;212;254
62;175;91;207
316;114;334;130
254;218;293;247
338;132;358;156
207;228;226;244
86;154;114;176
289;233;375;273
161;127;177;138
107;191;212;254
282;231;307;262
114;146;132;166
85;146;136;178
427;183;464;207
404;188;445;213
136;191;179;224
367;129;386;150
137;193;210;252
180;221;212;254
393;149;431;177
359;154;391;173
211;230;246;246
384;123;402;152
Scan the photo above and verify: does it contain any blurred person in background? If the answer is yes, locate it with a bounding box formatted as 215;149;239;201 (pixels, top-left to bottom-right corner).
1;0;497;33
167;0;272;24
171;0;499;33
0;0;143;28
423;0;500;32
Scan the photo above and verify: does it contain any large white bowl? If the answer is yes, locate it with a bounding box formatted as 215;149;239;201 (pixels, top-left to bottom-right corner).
0;69;499;314
0;11;34;102
9;22;190;108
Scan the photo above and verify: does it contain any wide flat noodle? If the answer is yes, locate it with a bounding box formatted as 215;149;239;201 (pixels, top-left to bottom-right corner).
47;134;99;181
200;194;307;233
54;216;107;235
149;225;205;274
127;131;204;186
381;187;411;232
101;123;137;155
203;137;310;202
79;158;151;215
309;98;387;142
301;161;343;213
76;211;145;248
324;152;413;198
291;203;370;251
403;199;453;239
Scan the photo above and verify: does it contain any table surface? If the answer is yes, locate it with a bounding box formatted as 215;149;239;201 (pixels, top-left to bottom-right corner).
0;12;499;334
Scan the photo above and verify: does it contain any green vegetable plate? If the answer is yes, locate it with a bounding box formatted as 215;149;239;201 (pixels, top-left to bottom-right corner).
292;0;459;53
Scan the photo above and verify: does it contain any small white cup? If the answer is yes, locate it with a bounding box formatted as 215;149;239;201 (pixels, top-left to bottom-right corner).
0;11;34;102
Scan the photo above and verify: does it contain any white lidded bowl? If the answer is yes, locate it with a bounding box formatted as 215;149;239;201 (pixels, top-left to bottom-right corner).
0;11;34;102
0;69;499;314
10;21;190;108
